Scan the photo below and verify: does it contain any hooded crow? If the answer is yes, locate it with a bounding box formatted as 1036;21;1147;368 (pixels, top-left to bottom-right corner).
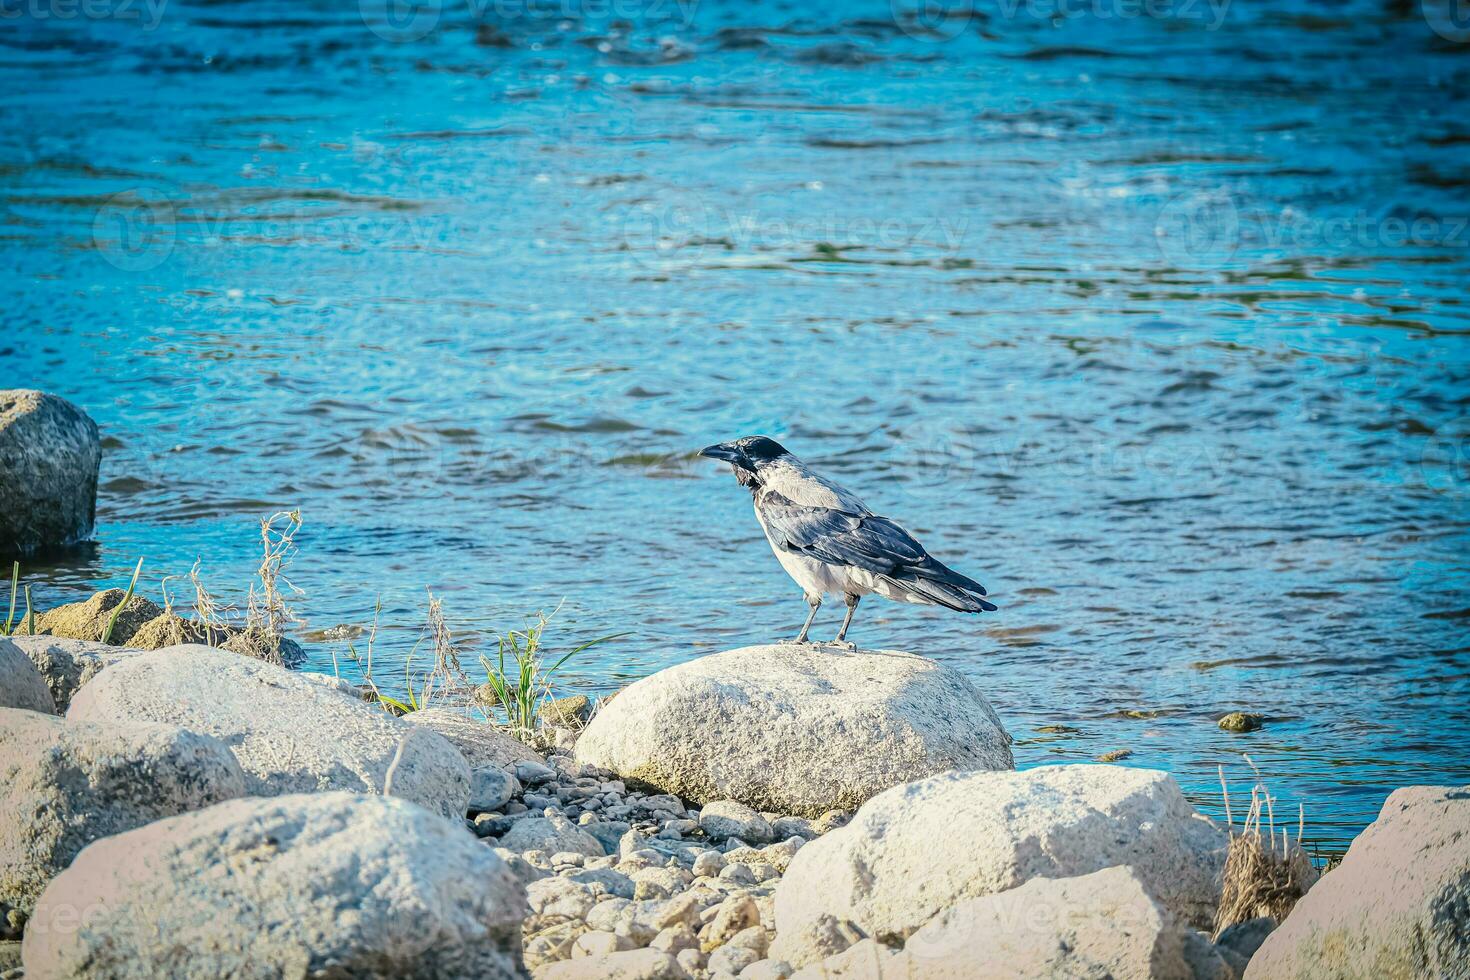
699;435;997;645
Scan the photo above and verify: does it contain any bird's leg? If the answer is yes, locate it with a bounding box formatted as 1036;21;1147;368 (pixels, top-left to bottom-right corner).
831;593;860;649
784;594;821;644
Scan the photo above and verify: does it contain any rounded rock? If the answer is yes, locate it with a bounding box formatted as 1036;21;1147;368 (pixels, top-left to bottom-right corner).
575;645;1012;818
66;645;471;818
0;639;55;715
0;390;100;555
21;792;527;979
0;708;246;913
772;764;1228;966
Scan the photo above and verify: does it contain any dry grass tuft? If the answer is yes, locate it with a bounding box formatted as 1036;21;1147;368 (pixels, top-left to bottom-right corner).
1213;757;1316;938
188;558;234;646
246;509;304;645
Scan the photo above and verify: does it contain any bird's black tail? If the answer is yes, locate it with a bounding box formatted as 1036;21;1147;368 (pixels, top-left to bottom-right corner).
887;558;998;613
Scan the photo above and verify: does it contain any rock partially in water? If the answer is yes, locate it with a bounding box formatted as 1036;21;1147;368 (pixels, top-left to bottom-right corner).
0;708;246;914
1218;712;1264;733
772;764;1228;966
67;645;471;818
0;390;100;556
21;792;528;979
31;589;162;647
575;645;1013;817
124;612;213;651
217;626;306;668
1245;784;1470;979
0;639;55;714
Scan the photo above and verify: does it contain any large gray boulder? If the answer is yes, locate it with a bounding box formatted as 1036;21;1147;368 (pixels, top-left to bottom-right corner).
67;645;472;818
0;390;100;556
0;708;246;913
5;635;141;711
0;638;55;714
401;707;541;770
21;792;528;979
575;645;1013;817
790;867;1229;980
772;765;1228;966
1245;784;1470;979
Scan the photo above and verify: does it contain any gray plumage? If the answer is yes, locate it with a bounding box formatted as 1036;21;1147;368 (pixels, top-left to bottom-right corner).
699;435;996;644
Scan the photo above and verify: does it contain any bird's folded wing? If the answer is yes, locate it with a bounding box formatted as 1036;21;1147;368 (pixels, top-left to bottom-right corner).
761;494;927;573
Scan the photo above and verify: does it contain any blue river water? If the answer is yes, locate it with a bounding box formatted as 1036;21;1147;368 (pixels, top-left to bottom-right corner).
4;0;1469;851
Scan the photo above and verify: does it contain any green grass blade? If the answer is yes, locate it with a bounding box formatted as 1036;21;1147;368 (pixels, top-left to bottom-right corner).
3;561;18;635
23;586;33;636
101;557;144;645
377;695;413;715
548;631;631;675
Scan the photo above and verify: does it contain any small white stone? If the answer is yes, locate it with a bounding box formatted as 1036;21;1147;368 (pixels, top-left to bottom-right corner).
693;850;727;878
720;863;757;885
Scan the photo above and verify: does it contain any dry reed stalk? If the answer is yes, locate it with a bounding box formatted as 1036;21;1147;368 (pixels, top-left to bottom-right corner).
1213;759;1316;938
188;558;233;646
246;509;303;645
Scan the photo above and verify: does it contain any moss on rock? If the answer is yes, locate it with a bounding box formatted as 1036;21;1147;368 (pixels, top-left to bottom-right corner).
1218;712;1264;733
33;589;163;646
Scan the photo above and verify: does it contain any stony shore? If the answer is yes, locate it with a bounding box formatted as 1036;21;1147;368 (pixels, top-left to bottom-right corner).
1;633;1467;979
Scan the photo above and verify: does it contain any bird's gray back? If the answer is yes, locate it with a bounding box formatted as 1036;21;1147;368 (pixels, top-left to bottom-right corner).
756;457;870;513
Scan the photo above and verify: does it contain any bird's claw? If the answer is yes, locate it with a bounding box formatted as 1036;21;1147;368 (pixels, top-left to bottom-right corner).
822;640;857;653
778;637;812;646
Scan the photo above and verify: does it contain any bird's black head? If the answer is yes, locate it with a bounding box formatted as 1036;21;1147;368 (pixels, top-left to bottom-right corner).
699;435;791;487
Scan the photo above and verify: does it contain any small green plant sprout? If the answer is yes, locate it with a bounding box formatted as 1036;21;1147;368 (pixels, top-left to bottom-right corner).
478;604;628;737
100;558;144;645
1;562;34;637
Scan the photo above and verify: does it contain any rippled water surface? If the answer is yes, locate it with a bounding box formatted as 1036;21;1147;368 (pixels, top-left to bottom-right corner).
5;0;1470;849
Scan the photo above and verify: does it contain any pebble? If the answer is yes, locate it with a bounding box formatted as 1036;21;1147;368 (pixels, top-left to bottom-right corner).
649;923;699;955
719;863;757;885
571;930;631;959
467;767;519;813
515;760;556;784
692;850;726;878
478;745;851;977
708;943;760;975
742;958;794;980
700;800;775;845
704;894;760;948
567;867;636;900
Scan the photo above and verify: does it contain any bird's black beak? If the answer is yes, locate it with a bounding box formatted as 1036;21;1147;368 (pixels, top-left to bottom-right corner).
699;442;743;464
